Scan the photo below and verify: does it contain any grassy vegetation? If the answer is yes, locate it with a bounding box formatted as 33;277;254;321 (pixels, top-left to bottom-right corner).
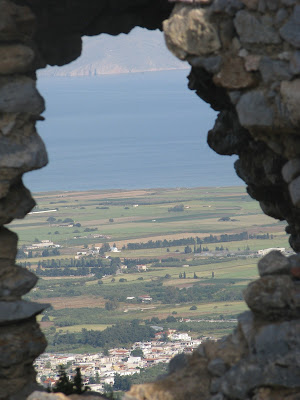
14;186;290;351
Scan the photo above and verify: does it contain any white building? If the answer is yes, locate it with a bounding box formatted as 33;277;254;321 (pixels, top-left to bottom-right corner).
257;248;285;256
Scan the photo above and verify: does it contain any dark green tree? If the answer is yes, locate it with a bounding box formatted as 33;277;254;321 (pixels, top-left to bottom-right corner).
113;373;131;391
184;245;192;254
131;348;144;358
52;365;73;395
73;367;89;394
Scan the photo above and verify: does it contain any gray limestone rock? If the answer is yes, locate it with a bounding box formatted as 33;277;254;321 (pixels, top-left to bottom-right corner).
234;10;281;44
0;0;35;41
0;130;48;172
208;358;228;377
0;266;38;299
163;4;221;60
280;5;300;48
0;227;17;260
281;0;297;5
290;51;300;74
289;176;300;208
280;79;300;126
275;8;288;27
210;377;222;393
265;0;279;11
254;320;300;362
169;353;188;374
0;76;44;114
0;44;34;74
243;275;298;319
0;300;48;324
0;178;36;225
238;311;256;348
282;159;300;183
258;250;290;276
221;362;263;399
210;394;224;400
236;91;274;128
188;55;222;73
259;57;292;83
211;0;243;15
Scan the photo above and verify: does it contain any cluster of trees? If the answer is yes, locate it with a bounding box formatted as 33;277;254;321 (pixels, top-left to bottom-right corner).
151;284;243;304
168;204;185;212
50;366;89;395
17;248;60;259
35;256;117;269
49;321;155;349
123;258;159;269
30;257;120;278
124;232;261;251
249;233;273;239
83;227;98;232
46;217;81;227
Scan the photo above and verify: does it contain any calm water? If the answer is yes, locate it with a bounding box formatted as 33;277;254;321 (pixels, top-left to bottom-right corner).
24;70;241;192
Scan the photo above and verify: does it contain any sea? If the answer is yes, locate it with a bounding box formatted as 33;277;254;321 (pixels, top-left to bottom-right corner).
24;70;241;192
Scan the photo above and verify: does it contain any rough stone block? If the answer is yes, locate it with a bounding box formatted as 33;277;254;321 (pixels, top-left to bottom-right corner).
0;300;48;324
213;56;257;89
0;265;38;299
0;76;44;114
282;159;300;183
0;0;35;41
221;362;263;399
208;358;228;377
0;178;36;225
244;275;298;319
0;227;17;260
254;320;300;362
244;54;261;71
290;51;300;74
0;129;48;172
210;377;222;393
279;5;300;48
163;4;221;60
0;44;34;74
258;250;290;276
234;10;281;44
0;321;47;367
211;0;243;16
241;0;258;9
259;57;292;83
188;55;221;73
280;79;300;127
236;90;274;128
289;176;300;208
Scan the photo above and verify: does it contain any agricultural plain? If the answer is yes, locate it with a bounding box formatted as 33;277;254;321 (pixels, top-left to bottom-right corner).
13;187;290;352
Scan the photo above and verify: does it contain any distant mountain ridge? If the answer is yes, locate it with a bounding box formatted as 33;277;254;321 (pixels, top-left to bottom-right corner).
39;28;188;77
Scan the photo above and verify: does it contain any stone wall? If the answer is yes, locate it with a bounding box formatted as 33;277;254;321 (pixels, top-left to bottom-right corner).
0;0;299;399
0;1;173;398
164;0;300;252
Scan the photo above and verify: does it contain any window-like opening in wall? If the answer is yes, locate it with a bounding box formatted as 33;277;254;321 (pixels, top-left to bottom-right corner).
16;26;292;394
25;28;240;191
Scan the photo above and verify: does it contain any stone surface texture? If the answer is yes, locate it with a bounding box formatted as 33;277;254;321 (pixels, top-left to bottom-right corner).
0;1;174;399
165;0;300;254
0;0;299;399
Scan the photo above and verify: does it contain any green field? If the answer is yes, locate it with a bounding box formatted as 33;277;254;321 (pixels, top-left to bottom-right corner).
14;187;290;351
